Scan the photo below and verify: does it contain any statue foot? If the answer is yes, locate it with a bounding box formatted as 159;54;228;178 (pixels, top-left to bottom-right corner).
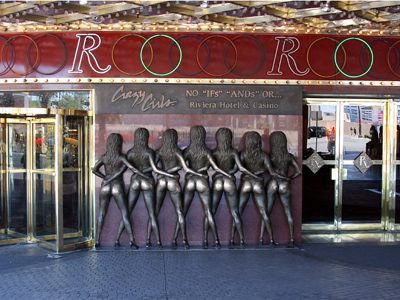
269;240;277;247
130;241;138;249
202;241;208;249
171;240;178;249
146;240;152;249
229;239;235;249
287;240;295;248
94;241;100;248
157;242;163;249
114;241;120;247
215;240;221;249
257;239;264;248
240;240;246;249
183;240;190;250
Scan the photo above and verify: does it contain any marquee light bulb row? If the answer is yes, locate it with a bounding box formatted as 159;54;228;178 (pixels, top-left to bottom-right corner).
0;23;396;36
0;77;399;87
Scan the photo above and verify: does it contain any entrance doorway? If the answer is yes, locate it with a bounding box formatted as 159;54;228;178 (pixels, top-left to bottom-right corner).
302;98;388;237
0;108;93;252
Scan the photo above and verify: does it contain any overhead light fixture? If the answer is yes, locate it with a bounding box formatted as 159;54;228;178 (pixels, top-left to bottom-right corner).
200;0;208;8
321;1;331;12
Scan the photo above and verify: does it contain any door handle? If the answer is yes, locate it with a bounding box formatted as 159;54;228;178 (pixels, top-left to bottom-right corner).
331;168;348;180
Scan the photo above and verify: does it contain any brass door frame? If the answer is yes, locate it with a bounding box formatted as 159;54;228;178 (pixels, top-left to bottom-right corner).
0;108;93;252
303;98;389;233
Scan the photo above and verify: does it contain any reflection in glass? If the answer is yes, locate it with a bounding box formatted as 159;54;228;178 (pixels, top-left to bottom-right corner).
63;117;80;168
343;105;383;160
8;124;27;169
0;91;90;110
8;173;27;234
34;174;56;237
34;124;55;169
342;165;381;222
302;165;335;223
306;105;336;158
63;171;79;233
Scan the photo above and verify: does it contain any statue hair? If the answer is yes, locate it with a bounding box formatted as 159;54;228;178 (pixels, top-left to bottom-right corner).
186;125;209;159
216;127;233;152
270;131;291;171
104;133;122;169
159;128;181;159
129;128;151;162
244;131;263;162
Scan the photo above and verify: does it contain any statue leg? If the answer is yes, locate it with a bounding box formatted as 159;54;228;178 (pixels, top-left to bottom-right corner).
115;182;140;245
231;182;250;242
206;178;223;247
225;180;244;247
253;183;274;246
113;183;137;249
169;182;188;248
173;179;194;244
260;180;278;245
279;182;294;247
143;188;161;248
147;179;166;246
95;186;111;247
198;180;219;249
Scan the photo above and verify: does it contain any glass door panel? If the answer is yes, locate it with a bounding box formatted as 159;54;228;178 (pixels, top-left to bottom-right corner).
32;120;57;244
303;100;385;232
62;116;91;247
341;104;384;228
7;122;28;238
303;103;338;228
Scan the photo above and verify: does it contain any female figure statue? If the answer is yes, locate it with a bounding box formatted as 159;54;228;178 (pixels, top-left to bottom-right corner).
231;131;282;246
263;131;301;247
115;128;175;248
173;125;232;249
92;133;147;248
206;128;258;248
153;128;204;249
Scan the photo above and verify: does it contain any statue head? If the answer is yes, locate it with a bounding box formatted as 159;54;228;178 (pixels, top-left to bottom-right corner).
245;131;261;151
134;128;149;147
106;133;123;155
270;131;288;155
163;128;178;146
216;127;232;151
190;125;206;145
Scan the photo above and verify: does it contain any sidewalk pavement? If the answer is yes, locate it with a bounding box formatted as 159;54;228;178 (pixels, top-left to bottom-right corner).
1;242;400;300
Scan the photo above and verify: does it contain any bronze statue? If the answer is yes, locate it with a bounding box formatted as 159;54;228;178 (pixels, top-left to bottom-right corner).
154;128;204;249
92;133;147;248
115;128;175;249
206;128;258;248
173;125;232;249
231;131;282;246
263;131;301;247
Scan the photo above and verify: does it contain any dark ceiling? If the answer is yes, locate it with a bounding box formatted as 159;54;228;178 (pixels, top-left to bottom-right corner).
1;1;400;35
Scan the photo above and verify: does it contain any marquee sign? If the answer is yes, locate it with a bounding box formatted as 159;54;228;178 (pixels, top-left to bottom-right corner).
0;32;398;80
95;84;302;115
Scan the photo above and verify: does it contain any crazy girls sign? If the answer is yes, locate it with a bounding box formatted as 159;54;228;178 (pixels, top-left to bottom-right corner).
0;32;397;80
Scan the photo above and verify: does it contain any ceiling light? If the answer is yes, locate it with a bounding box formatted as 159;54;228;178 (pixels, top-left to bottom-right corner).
321;1;331;12
200;0;208;8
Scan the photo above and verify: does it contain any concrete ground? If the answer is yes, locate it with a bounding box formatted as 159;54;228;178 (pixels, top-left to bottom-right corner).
1;242;400;300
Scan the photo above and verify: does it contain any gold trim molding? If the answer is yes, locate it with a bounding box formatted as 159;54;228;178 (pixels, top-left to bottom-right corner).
2;77;400;87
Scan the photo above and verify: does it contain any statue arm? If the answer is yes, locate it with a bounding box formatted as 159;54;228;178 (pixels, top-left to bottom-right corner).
233;152;258;179
103;163;127;186
263;155;289;181
289;155;302;180
207;153;234;179
120;155;150;179
92;155;106;179
148;153;178;179
177;152;206;177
